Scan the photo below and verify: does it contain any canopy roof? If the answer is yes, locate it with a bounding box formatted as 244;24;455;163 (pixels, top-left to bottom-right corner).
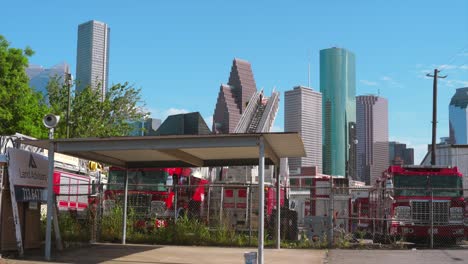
21;133;305;168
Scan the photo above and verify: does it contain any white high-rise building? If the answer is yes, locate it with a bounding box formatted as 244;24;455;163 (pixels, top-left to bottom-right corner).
75;20;110;97
284;86;322;173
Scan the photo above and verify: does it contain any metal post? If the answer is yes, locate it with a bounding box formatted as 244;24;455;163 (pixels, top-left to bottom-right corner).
45;130;55;261
328;177;334;248
52;195;63;251
258;137;265;264
275;166;281;249
96;171;102;241
66;73;72;139
430;189;434;249
248;184;253;245
220;186;224;224
174;181;178;222
122;169;129;244
207;185;211;225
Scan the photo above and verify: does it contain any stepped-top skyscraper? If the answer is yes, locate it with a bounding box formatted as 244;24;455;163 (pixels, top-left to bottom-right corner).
320;47;356;178
75;20;110;97
449;87;468;144
285;86;322;173
213;58;257;133
356;95;389;185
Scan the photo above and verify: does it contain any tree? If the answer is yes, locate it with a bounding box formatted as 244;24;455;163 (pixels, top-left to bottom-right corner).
47;78;148;138
0;35;49;138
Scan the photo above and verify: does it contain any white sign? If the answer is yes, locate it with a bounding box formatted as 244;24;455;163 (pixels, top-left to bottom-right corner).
43;150;79;168
7;148;48;187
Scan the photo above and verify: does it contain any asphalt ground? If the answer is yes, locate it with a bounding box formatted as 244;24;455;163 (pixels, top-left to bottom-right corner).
0;244;326;264
327;249;468;264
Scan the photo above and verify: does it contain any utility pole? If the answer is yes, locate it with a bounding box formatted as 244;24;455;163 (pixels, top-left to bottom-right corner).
65;73;72;138
426;69;447;165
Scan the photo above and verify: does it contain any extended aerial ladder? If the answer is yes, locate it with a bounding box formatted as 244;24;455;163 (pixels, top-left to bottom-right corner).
233;89;279;133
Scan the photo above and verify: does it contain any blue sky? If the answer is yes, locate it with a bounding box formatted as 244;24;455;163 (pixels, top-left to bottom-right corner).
1;0;467;163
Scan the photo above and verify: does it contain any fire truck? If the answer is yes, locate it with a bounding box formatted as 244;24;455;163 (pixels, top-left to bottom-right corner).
350;189;371;233
370;165;465;243
103;167;209;225
53;170;91;212
208;184;284;231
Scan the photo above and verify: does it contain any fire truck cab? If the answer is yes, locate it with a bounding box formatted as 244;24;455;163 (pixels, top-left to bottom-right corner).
370;165;464;243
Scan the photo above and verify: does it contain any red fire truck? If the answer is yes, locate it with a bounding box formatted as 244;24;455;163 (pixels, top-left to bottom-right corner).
53;170;91;212
370;165;465;243
103;167;209;226
212;185;284;231
350;190;371;233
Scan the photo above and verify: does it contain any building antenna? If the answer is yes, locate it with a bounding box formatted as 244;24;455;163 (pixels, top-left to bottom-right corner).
377;88;380;96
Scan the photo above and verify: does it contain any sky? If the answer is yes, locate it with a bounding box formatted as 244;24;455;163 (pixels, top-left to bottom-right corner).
1;0;467;164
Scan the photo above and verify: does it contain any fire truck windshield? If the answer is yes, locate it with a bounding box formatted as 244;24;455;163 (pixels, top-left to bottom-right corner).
108;169;168;192
394;175;463;197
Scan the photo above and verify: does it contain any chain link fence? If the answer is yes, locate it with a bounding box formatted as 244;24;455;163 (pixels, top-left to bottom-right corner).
47;181;468;249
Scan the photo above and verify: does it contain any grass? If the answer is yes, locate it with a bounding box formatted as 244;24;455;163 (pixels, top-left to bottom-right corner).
44;206;384;249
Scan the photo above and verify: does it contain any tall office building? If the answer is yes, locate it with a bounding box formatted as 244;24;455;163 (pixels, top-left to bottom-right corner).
284;86;322;173
449;87;468;144
389;142;414;165
75;20;110;97
26;62;71;97
213;58;257;133
356;95;389;185
320;47;356;178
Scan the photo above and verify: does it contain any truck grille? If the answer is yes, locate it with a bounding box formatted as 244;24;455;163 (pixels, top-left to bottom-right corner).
118;193;152;216
411;200;449;225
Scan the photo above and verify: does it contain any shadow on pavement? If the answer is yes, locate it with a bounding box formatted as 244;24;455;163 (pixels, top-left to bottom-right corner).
9;244;175;264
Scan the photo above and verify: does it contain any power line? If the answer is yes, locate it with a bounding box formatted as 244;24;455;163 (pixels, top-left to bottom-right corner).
438;43;468;72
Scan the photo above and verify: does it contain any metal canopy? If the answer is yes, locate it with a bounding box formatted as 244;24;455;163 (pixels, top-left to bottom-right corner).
21;133;305;168
22;132;305;264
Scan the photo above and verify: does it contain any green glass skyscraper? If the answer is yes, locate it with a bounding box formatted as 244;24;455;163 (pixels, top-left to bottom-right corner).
320;47;356;177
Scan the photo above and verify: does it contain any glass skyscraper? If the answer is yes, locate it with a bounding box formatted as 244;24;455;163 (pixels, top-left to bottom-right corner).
320;47;356;177
75;20;110;97
449;87;468;144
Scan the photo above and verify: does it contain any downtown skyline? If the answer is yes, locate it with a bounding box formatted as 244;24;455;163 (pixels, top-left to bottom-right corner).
1;0;467;163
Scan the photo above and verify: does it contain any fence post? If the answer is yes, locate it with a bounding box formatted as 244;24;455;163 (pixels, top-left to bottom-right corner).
220;186;224;224
276;166;281;249
328;177;334;248
430;188;434;249
207;185;211;225
174;183;178;222
248;184;253;246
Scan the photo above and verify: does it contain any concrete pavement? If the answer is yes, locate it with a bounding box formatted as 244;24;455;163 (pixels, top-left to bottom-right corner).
327;249;468;264
0;244;326;264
